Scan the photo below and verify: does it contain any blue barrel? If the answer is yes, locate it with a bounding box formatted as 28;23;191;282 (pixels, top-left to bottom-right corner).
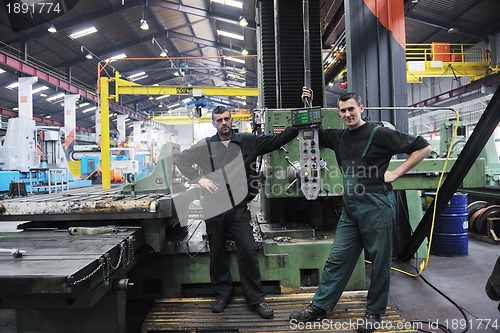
425;192;469;256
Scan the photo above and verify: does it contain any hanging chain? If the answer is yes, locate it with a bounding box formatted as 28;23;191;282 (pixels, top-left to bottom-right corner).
68;235;136;286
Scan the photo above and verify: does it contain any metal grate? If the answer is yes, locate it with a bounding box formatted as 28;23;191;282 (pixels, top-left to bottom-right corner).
141;292;417;332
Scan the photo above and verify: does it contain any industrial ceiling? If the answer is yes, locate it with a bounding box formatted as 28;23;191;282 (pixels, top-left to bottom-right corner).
0;0;500;138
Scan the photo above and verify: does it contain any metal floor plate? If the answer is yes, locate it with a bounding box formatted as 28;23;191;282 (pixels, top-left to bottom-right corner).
141;292;417;332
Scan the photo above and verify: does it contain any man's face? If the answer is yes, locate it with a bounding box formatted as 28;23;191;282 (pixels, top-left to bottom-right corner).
212;111;233;136
338;98;364;129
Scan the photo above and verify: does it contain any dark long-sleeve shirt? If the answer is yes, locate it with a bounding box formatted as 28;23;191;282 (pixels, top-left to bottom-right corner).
175;127;298;208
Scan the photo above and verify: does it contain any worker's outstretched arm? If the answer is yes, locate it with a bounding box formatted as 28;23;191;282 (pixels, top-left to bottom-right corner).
384;145;432;183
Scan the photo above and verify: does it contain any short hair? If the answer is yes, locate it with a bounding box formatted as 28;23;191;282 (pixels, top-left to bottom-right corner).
212;105;230;121
338;92;362;106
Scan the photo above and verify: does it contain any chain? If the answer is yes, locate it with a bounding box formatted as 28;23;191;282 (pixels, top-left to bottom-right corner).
109;242;124;270
126;236;135;266
68;236;136;286
102;255;110;285
68;259;104;286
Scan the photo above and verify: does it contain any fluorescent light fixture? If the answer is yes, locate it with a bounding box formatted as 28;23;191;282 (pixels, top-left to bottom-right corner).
128;71;148;81
40;93;48;97
32;86;49;94
69;26;98;39
227;73;243;79
6;82;19;89
239;16;248;27
82;106;97;113
210;0;243;8
217;30;244;40
79;102;90;108
156;94;170;100
105;53;127;62
140;19;149;31
47;24;57;33
225;56;245;64
47;93;65;102
168;102;181;108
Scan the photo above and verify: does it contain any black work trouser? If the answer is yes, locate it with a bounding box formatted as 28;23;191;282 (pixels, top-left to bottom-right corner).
204;204;265;305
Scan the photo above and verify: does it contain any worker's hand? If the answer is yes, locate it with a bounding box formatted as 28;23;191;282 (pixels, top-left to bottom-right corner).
383;170;399;183
301;86;313;105
198;177;219;193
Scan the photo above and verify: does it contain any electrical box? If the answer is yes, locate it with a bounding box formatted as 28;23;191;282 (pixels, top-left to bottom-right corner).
431;42;451;62
262;108;344;199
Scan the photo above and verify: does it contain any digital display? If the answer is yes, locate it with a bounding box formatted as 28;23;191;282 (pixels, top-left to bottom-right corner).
291;107;322;127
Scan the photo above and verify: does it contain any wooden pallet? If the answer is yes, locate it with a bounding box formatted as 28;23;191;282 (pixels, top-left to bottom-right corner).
141;292;418;333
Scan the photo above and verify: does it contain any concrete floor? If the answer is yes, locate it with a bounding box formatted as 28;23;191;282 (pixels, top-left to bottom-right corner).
387;237;500;333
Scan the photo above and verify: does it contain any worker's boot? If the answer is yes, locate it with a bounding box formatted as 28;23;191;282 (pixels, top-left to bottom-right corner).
356;313;381;333
289;303;326;322
211;297;230;313
252;301;274;319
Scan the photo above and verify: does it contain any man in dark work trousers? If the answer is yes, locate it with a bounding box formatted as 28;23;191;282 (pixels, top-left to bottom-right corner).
175;105;298;319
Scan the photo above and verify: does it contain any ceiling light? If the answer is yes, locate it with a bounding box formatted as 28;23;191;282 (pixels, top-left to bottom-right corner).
217;30;244;40
239;16;248;27
85;52;93;60
129;71;147;79
32;86;49;94
105;53;127;62
140;19;149;31
70;27;98;39
6;82;19;89
47;93;65;102
225;56;245;64
82;106;97;113
47;24;57;33
160;50;167;57
174;71;180;77
448;27;459;33
210;0;243;8
241;48;249;55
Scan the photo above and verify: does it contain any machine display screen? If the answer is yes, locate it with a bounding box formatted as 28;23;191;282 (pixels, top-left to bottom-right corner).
291;107;322;127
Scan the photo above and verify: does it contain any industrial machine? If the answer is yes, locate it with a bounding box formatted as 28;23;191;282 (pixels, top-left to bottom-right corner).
0;116;91;192
0;103;490;332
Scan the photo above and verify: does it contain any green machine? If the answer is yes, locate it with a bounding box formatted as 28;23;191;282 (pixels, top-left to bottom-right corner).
127;107;367;303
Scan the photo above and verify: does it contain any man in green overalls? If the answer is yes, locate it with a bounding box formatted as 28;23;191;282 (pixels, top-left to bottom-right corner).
290;90;432;333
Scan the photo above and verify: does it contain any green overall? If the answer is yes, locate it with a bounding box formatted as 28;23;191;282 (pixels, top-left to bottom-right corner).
312;125;396;315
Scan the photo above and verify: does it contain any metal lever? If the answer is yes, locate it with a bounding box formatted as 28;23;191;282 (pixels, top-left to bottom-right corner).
0;248;26;258
285;178;299;193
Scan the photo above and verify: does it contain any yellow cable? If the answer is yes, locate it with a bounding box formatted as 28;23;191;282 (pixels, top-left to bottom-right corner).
365;108;460;277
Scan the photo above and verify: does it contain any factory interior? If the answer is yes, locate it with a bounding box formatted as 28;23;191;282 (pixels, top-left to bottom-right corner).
0;0;500;332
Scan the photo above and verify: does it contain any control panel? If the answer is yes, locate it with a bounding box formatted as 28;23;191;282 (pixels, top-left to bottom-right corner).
291;107;322;200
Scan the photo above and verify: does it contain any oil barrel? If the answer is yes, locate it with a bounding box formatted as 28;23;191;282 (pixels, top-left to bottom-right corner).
425;192;469;256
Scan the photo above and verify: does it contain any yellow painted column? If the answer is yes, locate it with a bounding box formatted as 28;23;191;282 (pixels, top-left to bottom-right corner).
99;77;111;189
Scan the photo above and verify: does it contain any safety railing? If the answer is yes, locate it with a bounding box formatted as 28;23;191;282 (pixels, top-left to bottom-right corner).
406;43;491;63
